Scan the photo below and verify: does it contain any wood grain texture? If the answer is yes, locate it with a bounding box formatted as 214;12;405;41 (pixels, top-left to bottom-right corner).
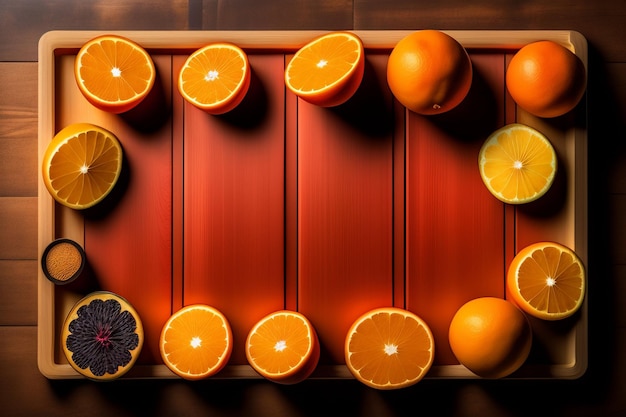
0;197;37;259
297;53;395;365
182;54;287;364
0;0;190;61
1;0;626;414
0;63;38;197
405;53;508;365
0;260;37;325
215;0;353;30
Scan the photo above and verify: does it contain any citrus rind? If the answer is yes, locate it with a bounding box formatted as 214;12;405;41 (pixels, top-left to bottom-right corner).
448;297;532;378
506;40;587;118
386;30;473;115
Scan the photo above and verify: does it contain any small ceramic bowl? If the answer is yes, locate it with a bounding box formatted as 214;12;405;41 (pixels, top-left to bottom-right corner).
41;238;86;285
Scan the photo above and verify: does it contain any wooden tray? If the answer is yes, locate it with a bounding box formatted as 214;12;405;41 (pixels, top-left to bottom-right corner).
38;30;588;380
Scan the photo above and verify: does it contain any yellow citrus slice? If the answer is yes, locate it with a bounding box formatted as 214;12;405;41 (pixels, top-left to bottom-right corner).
478;123;557;204
178;43;251;114
245;310;319;384
75;34;155;114
42;123;123;210
62;291;143;380
285;31;365;107
345;307;435;390
507;242;586;320
159;304;233;380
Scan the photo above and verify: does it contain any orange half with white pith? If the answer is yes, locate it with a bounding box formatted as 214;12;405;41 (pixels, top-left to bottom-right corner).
507;242;586;320
285;32;365;107
159;304;233;380
41;123;123;210
245;310;319;384
345;307;435;390
178;43;251;114
75;34;155;114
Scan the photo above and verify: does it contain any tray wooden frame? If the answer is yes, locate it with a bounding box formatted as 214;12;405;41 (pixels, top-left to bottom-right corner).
38;30;588;380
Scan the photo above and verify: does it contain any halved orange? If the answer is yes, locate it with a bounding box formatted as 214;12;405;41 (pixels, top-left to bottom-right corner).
245;310;319;384
345;307;435;390
178;43;251;114
75;34;155;114
42;123;123;210
159;304;233;380
478;123;557;204
507;242;586;320
285;31;365;107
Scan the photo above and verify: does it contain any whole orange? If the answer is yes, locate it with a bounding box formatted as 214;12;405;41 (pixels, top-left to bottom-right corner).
448;297;532;378
386;30;472;115
506;40;586;118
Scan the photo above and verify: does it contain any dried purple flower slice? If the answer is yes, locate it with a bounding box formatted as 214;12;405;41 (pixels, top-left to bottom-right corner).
61;291;143;380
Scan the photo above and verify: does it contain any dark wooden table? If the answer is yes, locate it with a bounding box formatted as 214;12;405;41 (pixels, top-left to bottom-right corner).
1;1;625;416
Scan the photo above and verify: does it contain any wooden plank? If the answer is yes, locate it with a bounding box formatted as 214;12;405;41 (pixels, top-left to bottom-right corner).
215;0;353;30
0;0;189;61
171;56;186;313
285;54;299;312
405;53;508;365
297;53;395;365
0;260;37;325
0;63;38;196
81;56;175;365
0;197;38;260
182;54;287;365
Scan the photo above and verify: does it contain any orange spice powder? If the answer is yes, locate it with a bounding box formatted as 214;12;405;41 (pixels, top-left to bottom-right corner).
45;242;82;281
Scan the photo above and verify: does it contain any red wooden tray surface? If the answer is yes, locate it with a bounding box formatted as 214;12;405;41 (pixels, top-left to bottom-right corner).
37;30;588;379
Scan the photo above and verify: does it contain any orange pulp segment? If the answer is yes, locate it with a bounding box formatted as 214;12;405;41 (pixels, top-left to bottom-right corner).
507;242;586;320
75;35;155;114
159;305;233;380
478;123;557;204
245;310;319;384
285;31;365;107
41;123;123;210
345;307;435;390
178;43;251;114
